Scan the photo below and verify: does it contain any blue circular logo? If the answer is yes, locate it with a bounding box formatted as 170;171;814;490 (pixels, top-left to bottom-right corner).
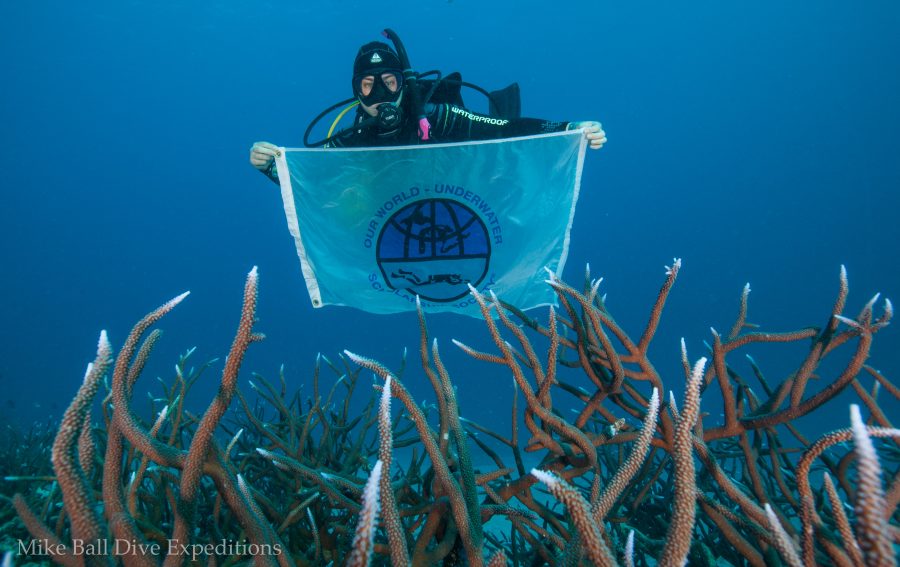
376;198;490;302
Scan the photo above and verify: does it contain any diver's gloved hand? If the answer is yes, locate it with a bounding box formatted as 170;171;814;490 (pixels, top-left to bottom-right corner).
567;121;607;150
249;141;281;171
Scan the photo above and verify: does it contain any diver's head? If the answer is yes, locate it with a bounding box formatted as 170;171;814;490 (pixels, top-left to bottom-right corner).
352;41;403;117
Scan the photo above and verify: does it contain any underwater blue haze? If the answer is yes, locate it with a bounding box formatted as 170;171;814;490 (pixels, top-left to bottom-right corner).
1;1;898;439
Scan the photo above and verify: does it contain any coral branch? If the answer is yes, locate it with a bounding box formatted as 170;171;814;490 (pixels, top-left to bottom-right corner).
377;375;410;566
764;503;803;567
167;267;260;565
658;357;705;567
347;460;383;567
849;404;896;567
51;332;113;567
822;473;863;566
530;469;617;567
593;388;660;522
344;351;484;567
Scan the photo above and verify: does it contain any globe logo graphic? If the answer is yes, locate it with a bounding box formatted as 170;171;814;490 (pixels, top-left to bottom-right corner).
376;198;491;302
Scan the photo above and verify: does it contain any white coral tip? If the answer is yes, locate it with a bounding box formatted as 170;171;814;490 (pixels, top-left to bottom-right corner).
692;357;708;378
256;448;275;460
665;258;682;275
865;293;881;311
834;314;860;328
529;468;558;487
381;375;392;403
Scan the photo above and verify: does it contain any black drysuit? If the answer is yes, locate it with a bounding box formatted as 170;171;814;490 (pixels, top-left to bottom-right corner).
263;96;570;182
326;101;570;147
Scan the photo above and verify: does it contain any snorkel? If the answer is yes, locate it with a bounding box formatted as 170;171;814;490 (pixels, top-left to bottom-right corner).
382;28;431;141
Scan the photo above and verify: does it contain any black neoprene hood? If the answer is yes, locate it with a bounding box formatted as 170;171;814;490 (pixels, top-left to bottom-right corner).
353;41;402;77
352;41;404;105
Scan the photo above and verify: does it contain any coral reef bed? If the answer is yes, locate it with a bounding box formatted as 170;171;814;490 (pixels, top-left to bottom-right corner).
2;261;898;566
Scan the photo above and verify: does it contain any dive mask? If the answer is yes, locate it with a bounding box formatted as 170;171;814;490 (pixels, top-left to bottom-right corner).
354;70;403;106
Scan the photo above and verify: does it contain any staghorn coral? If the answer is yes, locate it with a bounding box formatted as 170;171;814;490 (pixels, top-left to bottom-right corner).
3;261;898;566
0;417;57;556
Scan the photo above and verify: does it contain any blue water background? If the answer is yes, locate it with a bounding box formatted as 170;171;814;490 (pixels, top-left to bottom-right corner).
1;1;898;440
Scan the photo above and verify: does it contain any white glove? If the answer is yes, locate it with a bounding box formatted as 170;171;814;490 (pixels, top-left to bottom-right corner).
568;121;607;150
249;141;280;171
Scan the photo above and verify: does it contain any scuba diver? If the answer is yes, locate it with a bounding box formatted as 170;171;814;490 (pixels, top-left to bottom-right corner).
250;33;606;181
